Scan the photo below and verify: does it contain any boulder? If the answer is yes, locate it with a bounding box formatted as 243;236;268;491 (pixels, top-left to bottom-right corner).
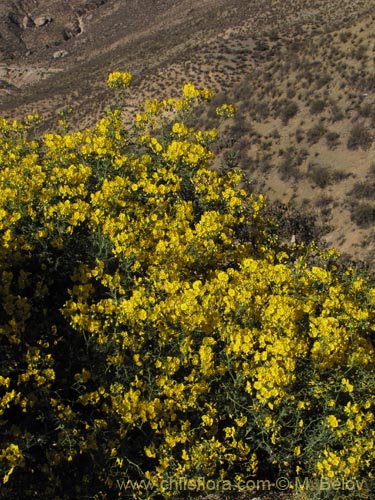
22;15;35;29
52;49;68;59
34;15;52;27
63;21;81;40
8;12;22;28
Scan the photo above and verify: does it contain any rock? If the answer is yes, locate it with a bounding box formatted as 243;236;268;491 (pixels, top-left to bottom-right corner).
34;15;52;27
52;49;68;59
63;21;81;40
8;12;22;28
0;79;19;93
84;0;107;10
77;0;108;16
22;15;35;29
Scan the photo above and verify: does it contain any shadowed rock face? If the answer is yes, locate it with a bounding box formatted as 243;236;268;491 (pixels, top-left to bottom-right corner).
0;0;248;109
0;0;108;60
0;12;26;60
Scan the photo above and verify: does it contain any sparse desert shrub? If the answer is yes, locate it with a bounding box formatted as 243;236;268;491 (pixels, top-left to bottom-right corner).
331;168;350;182
351;44;368;61
368;108;375;129
315;196;333;220
325;131;341;149
300;69;314;86
308;162;332;188
263;81;277;97
315;195;334;209
269;128;280;140
268;29;279;41
315;73;332;89
349;181;375;199
350;202;375;226
248;128;262;145
361;74;375;93
251;152;273;173
261;138;273;151
278;146;306;180
329;103;345;122
278;99;299;125
253;101;270;120
254;39;269;53
310;98;326;115
226;116;248;146
263;69;274;82
306;122;327;144
359;100;375;119
347;122;373;150
295;127;305;143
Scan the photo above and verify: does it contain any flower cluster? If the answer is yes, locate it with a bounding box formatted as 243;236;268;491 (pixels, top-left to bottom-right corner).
216;103;237;118
107;71;133;89
0;76;374;499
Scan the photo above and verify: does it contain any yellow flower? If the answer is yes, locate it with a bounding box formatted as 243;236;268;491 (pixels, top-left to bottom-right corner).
216;103;237;118
107;71;133;88
326;414;340;429
294;446;301;457
341;377;354;393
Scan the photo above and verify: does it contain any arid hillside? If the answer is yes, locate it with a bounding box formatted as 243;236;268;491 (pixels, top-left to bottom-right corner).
1;0;375;266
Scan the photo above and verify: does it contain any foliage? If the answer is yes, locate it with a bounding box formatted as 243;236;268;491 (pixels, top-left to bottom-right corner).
325;131;341;150
309;99;326;115
308;163;332;189
349;181;375;200
347;122;373;151
277;99;299;125
350;202;375;227
0;74;375;499
306;123;327;145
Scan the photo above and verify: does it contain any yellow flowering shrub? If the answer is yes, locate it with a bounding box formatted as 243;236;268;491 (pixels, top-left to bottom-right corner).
215;103;237;118
107;71;133;89
0;74;375;499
